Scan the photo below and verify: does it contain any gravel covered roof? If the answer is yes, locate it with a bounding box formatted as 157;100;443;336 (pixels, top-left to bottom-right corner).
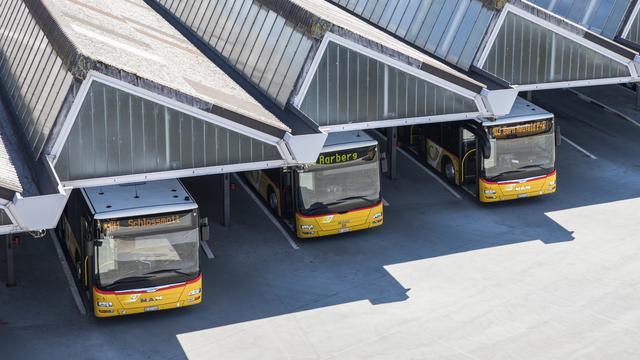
36;0;291;135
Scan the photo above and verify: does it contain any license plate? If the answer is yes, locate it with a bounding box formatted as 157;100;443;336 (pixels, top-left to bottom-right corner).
518;193;529;198
339;228;350;233
144;306;159;312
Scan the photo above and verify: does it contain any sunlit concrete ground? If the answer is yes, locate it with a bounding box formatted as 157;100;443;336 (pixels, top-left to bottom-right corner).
1;90;640;359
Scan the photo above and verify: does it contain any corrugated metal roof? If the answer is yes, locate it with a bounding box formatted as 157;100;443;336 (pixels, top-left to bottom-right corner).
0;127;22;197
0;97;39;199
528;0;632;39
0;0;75;158
155;0;316;107
326;0;498;71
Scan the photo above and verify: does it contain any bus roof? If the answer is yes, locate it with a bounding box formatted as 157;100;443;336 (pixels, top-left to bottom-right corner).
480;97;553;126
322;131;377;153
83;179;197;220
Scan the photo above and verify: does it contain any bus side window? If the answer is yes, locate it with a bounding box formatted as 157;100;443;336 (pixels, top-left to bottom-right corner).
426;123;442;144
441;124;459;154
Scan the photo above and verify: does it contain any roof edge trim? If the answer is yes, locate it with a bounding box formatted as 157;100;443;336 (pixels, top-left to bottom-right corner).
56;159;289;188
318;112;483;133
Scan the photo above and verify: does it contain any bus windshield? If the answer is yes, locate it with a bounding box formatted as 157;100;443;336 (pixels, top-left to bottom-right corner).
483;130;555;181
96;210;199;289
297;159;380;216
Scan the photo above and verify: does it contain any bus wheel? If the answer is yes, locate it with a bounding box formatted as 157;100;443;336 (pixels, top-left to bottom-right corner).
268;189;278;212
443;158;456;184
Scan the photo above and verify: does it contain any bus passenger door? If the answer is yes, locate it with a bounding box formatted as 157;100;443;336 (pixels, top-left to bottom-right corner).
80;218;93;300
460;128;478;196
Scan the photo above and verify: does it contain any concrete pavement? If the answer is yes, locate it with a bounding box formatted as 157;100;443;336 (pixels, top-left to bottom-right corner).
2;90;640;359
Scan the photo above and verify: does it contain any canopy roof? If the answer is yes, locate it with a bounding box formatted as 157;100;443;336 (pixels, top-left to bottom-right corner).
153;0;508;130
327;0;640;91
0;0;293;164
0;0;322;233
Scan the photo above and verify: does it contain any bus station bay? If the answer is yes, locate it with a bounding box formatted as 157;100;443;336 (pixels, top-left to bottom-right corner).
2;1;640;359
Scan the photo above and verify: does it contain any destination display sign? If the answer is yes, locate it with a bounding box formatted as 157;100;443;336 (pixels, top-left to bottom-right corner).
490;119;552;139
101;211;193;235
317;145;377;165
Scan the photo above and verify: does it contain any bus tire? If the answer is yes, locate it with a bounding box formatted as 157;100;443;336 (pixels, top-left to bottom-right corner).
268;188;278;213
442;157;456;184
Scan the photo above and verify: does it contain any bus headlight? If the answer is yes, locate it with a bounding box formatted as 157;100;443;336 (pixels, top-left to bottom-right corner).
484;190;497;195
372;213;382;219
548;181;555;186
300;224;314;231
97;302;113;307
188;288;201;296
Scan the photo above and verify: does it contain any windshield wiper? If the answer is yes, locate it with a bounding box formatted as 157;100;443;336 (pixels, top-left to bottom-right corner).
486;169;525;182
518;164;548;170
143;268;191;276
103;276;151;290
336;195;376;203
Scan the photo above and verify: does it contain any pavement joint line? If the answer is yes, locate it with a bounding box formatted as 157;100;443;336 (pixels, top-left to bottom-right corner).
397;147;462;199
49;230;87;315
232;173;300;250
561;136;597;160
568;89;640;129
200;240;215;259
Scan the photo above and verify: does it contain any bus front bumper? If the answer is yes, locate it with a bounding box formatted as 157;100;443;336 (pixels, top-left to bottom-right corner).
479;171;557;203
295;202;384;238
93;274;203;317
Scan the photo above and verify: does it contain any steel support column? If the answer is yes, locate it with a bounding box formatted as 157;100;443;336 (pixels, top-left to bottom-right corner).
223;173;231;227
6;235;16;287
387;127;397;180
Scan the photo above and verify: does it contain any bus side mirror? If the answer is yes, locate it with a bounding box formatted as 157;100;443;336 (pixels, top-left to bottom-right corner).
200;217;210;242
555;126;562;146
481;139;491;160
85;240;95;257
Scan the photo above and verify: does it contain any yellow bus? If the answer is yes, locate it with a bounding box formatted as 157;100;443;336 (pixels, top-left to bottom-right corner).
57;179;208;317
400;98;559;202
246;131;383;238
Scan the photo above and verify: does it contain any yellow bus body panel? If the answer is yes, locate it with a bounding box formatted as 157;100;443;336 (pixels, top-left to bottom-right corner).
93;274;202;317
479;171;557;203
295;202;383;238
